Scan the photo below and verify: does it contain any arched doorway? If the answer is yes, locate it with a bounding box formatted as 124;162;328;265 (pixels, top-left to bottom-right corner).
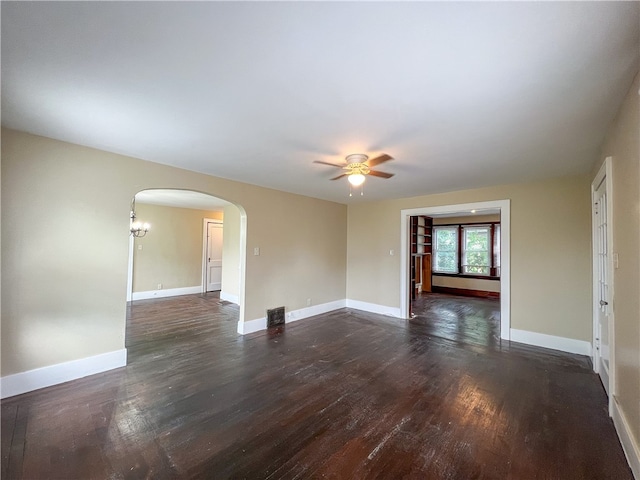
125;189;247;341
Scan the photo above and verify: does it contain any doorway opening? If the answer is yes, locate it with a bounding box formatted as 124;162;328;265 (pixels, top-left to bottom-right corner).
400;200;511;340
203;218;223;293
125;188;247;322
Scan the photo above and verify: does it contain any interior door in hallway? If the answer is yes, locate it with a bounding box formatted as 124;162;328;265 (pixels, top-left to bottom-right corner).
593;174;611;396
207;221;223;292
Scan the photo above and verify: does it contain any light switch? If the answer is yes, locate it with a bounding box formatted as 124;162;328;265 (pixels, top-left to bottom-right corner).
389;249;395;256
613;252;619;269
138;244;143;250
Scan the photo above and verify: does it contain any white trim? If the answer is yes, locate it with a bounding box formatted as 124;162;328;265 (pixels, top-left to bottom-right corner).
591;157;616;412
132;285;202;301
510;328;592;356
346;299;402;318
286;300;347;323
220;291;239;304
126;234;134;302
202;218;223;294
612;396;640;479
238;316;266;335
1;349;127;399
400;199;511;339
591;167;601;373
237;209;247;326
237;299;347;335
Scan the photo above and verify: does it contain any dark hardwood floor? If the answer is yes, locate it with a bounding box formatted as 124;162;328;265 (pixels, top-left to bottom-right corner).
411;292;501;348
1;292;632;479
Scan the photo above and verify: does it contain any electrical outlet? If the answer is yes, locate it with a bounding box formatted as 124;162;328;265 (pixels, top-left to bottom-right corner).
254;247;260;256
157;283;162;290
307;298;312;306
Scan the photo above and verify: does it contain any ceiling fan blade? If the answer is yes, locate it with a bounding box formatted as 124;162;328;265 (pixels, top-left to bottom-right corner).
368;170;394;179
366;154;393;167
313;160;347;168
330;173;348;180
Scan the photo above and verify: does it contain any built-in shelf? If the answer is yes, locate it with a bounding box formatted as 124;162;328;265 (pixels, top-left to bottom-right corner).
410;215;433;305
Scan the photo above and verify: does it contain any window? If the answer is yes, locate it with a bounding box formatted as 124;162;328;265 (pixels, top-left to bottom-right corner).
463;226;490;275
433;223;500;277
433;227;458;273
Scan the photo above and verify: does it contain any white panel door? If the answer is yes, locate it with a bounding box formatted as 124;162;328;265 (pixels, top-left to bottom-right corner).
207;222;223;292
593;176;611;395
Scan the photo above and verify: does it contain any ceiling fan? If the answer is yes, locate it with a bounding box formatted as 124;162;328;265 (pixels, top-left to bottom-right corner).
313;153;394;186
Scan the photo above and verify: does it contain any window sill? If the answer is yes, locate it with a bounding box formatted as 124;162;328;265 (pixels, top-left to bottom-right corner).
432;272;500;281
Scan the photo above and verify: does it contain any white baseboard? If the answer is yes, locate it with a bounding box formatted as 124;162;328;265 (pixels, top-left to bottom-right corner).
510;328;592;356
612;396;640;479
237;299;403;334
238;316;267;335
285;299;346;324
220;291;239;304
132;286;202;301
237;299;347;335
346;299;402;318
0;349;127;399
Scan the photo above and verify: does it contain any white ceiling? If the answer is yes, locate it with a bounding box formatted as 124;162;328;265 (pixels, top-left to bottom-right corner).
2;2;639;204
135;189;230;211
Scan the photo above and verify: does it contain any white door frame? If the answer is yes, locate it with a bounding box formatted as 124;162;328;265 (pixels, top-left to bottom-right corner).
591;156;615;411
126;234;134;302
400;199;511;340
202;218;223;293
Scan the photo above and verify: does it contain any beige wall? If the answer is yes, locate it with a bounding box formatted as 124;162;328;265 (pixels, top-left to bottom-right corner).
347;175;592;341
432;214;500;225
221;204;241;300
1;129;347;376
132;203;223;292
597;72;640;454
432;276;500;293
432;214;501;292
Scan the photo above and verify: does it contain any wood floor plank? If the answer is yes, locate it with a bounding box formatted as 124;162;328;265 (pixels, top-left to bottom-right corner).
2;403;27;480
1;404;18;479
0;292;633;479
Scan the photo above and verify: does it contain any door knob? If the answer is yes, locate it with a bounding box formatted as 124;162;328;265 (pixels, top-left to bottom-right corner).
600;300;608;306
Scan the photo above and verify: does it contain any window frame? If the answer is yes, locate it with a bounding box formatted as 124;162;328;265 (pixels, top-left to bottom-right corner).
432;226;459;274
432;221;501;280
462;225;491;276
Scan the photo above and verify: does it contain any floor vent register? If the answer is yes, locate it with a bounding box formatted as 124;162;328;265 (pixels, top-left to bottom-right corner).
266;306;285;327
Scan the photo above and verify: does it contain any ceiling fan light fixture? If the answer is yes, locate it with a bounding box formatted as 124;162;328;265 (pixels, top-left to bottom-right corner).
314;153;394;194
345;153;368;164
348;173;366;186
